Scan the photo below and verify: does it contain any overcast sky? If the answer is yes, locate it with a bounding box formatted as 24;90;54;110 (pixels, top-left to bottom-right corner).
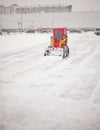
0;0;100;11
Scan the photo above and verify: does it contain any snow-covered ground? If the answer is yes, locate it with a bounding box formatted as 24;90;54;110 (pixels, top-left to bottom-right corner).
0;31;100;130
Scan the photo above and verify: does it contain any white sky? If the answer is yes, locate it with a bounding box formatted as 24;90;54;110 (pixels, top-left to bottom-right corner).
0;0;100;11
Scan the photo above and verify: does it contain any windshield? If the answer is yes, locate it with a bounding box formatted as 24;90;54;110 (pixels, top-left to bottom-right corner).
55;30;62;40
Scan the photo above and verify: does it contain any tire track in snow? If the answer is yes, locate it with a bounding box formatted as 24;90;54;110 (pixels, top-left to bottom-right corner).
0;42;47;67
51;38;100;101
0;43;47;85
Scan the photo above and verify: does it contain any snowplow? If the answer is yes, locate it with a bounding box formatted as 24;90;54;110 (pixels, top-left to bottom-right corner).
44;27;69;58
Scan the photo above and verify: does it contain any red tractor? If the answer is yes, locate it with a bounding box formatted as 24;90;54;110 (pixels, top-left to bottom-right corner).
44;27;69;58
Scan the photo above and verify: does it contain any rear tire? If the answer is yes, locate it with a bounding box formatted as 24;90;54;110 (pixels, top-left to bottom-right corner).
66;46;69;57
62;45;69;59
44;51;47;56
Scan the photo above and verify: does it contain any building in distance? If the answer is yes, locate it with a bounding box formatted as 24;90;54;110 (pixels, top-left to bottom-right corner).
0;4;72;14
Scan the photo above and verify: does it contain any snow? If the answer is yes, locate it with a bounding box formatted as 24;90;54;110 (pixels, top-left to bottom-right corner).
0;31;100;130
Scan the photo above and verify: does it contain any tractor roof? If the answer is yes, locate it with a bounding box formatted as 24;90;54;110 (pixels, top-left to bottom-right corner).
53;27;67;31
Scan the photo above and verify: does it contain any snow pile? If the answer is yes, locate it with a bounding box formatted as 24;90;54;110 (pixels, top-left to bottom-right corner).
0;32;100;130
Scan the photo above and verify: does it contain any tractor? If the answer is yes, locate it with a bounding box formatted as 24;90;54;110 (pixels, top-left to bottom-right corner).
44;27;69;58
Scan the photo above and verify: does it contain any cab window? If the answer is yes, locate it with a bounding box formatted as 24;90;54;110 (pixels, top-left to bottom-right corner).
55;30;62;40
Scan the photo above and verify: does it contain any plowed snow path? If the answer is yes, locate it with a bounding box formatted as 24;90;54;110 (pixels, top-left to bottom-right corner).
0;32;100;130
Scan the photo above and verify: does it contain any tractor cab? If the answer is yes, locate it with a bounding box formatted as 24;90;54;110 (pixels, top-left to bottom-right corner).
53;28;67;48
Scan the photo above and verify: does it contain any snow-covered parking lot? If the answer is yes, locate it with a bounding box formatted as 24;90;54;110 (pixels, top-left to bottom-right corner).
0;31;100;130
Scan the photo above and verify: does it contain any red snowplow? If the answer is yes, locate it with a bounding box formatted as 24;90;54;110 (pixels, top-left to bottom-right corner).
44;27;69;58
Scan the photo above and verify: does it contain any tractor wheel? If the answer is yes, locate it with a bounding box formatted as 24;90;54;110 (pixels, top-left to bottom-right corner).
44;51;47;56
44;50;50;56
62;45;69;59
62;45;66;58
66;46;69;57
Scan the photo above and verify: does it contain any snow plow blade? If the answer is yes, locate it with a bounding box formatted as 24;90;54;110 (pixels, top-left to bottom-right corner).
44;45;69;59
